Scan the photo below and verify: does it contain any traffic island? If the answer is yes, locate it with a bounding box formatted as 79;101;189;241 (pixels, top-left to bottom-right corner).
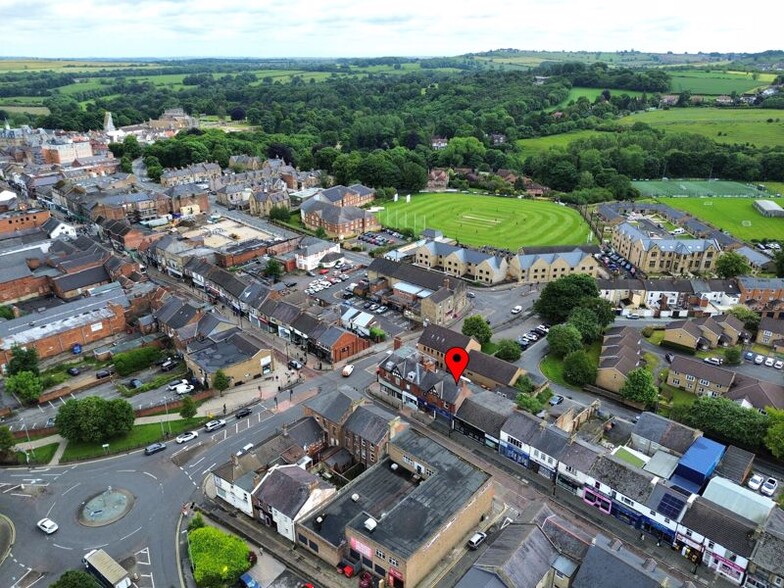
78;487;135;527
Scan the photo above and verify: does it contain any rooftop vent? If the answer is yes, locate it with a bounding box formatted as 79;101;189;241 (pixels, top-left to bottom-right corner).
364;518;377;532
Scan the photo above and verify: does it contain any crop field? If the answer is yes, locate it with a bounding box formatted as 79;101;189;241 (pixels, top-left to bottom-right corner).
668;70;775;95
633;180;763;197
619;108;784;148
0;59;148;72
657;197;784;240
379;193;591;248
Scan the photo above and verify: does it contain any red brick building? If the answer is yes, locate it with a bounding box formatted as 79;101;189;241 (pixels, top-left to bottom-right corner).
0;209;51;237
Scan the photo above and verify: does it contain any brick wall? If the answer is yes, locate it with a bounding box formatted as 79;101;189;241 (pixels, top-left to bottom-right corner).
0;210;51;237
0;274;51;304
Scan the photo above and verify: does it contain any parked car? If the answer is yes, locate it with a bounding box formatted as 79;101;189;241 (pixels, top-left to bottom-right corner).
175;431;198;444
747;473;765;491
174;384;194;395
467;292;476;299
288;359;303;370
549;395;565;406
764;357;776;367
161;359;178;372
703;357;723;366
467;531;487;550
319;268;329;275
95;369;113;379
527;332;539;341
66;367;81;376
204;419;227;432
755;355;765;365
376;305;388;314
235;407;252;419
536;324;550;333
775;360;784;370
127;378;144;389
761;477;779;497
144;442;167;456
342;364;355;377
664;353;675;364
744;351;755;361
511;305;523;314
37;518;58;534
168;379;190;391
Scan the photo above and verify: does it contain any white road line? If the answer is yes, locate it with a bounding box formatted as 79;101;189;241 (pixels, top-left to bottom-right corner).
10;493;31;498
37;405;44;413
62;483;80;496
202;462;216;475
48;401;56;409
117;469;136;473
11;568;33;588
188;457;205;469
52;543;74;550
23;573;46;588
143;471;157;480
120;526;142;541
46;501;56;517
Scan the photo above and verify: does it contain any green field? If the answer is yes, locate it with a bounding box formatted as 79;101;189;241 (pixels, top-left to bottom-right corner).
657;197;784;240
669;70;775;95
633;180;763;197
379;193;591;248
516;130;612;160
620;108;784;148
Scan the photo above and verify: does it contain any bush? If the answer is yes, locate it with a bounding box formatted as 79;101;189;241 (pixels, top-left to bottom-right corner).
188;512;205;531
189;526;250;587
516;393;544;414
641;326;654;338
562;350;597;387
113;346;163;376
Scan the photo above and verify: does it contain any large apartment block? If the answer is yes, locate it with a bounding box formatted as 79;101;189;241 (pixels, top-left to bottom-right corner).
612;223;719;274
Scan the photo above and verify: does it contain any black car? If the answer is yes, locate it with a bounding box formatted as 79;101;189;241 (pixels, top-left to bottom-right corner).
95;369;113;379
144;442;167;456
235;407;252;419
284;281;297;288
664;353;675;364
127;378;143;389
66;367;81;376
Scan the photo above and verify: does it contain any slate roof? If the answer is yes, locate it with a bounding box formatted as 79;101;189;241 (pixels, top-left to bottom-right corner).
514;248;589;271
558;439;605;473
753;509;784;575
455;391;516;439
631;412;699;456
715;445;755;485
155;296;200;330
303;386;363;424
255;465;325;518
368;257;462;293
51;265;110;292
727;373;784;410
665;320;704;340
680;497;757;557
343;404;396;445
301;199;373;224
419;324;475;355
589;454;655;504
186;329;268;373
759;316;784;336
501;411;544;444
615;222;718;254
466;350;520;385
669;356;735;387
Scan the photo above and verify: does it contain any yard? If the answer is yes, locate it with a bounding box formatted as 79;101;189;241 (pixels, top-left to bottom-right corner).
540;341;601;389
656;197;784;241
380;193;591;249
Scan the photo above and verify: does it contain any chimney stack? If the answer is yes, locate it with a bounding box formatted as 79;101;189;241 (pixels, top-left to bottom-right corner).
393;336;402;351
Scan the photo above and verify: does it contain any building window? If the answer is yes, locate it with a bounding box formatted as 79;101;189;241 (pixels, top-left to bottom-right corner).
298;533;307;544
376;549;385;559
308;540;319;553
389;557;399;567
708;541;715;549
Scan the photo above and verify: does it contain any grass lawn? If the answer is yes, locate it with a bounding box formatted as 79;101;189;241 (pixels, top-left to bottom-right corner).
614;447;646;468
16;442;59;466
379;193;591;248
669;70;772;95
516;130;611;160
61;418;207;462
659;383;697;417
656;197;784;241
540;341;601;389
619;107;784;148
482;341;500;355
634;180;762;198
764;182;784;196
646;330;665;346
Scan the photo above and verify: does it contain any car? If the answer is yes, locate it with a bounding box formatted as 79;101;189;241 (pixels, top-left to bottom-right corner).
467;531;487;550
549;395;565;406
46;416;55;427
161;359;178;372
764;357;776;367
511;305;522;314
37;518;58;534
175;431;198;444
527;332;539;341
747;473;765;491
204;419;227;432
703;357;723;366
288;359;303;370
127;378;144;389
376;305;388;314
66;367;81;376
775;360;784;370
284;281;297;288
467;292;476;299
144;442;167;456
536;324;550;333
235;407;252;419
744;351;755;361
95;369;113;379
370;304;379;311
319;268;330;275
306;271;316;277
534;327;548;336
342;364;355;377
516;337;530;348
174;384;194;395
761;477;779;497
627;313;640;319
363;302;372;309
664;353;675;364
755;354;765;365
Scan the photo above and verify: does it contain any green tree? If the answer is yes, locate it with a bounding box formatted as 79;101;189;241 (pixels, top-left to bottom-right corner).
314;227;328;239
122;135;142;159
567;307;602;343
188;512;206;531
533;274;599;324
189;526;251;587
516;393;544;414
727;305;761;331
764;408;784;459
5;371;43;404
684;396;769;448
268;205;290;222
263;259;283;281
546;324;583;358
620;368;657;406
51;570;98;588
0;425;15;457
715;251;751;279
113;346;162;376
369;326;387;341
461;314;492;345
773;250;784;278
213;370;230;392
56;397;134;443
578;297;616;328
7;344;39;376
724;346;742;365
562;350;597;386
180;396;197;420
0;305;15;320
495;339;521;362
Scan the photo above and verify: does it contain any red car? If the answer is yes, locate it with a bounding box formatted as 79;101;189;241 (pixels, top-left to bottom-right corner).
319;268;330;275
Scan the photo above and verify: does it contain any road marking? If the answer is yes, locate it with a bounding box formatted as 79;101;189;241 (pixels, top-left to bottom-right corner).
117;469;136;473
53;543;74;550
202;462;216;475
62;483;80;496
46;501;56;517
10;493;31;498
11;568;33;588
188;457;205;469
22;573;45;588
143;471;157;480
37;405;44;413
120;526;142;541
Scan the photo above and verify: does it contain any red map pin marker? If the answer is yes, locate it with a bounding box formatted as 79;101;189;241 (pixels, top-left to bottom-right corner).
445;347;469;384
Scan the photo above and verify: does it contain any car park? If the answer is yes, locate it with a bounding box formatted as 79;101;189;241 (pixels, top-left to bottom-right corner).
67;367;81;376
342;364;355;377
747;473;765;491
205;419;227;432
144;442;167;455
764;357;775;367
467;531;487;550
235;407;252;419
37;518;59;534
755;355;765;365
761;477;779;497
175;431;198;444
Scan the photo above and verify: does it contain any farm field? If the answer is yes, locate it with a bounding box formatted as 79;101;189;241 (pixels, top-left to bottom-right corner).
668;70;775;95
515;130;611;159
0;59;149;72
379;193;591;248
632;180;763;197
619;108;784;148
657;197;784;240
764;182;784;196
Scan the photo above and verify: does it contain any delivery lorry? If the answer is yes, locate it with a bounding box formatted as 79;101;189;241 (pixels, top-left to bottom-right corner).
82;549;132;588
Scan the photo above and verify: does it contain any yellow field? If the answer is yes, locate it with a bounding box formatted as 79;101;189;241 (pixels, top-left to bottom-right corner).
0;59;148;72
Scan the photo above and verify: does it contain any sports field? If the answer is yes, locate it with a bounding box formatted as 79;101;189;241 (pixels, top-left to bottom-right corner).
379;193;591;248
632;180;763;198
658;197;784;240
